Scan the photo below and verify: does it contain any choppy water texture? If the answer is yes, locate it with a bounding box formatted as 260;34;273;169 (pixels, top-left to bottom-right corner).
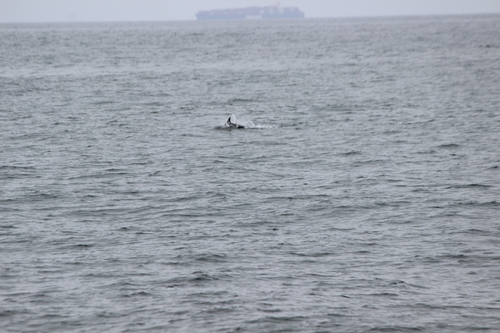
1;15;500;332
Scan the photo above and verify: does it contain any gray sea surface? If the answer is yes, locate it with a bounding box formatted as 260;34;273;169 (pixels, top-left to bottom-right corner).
1;15;500;332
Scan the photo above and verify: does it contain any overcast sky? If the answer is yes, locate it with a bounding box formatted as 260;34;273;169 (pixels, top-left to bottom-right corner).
1;0;499;23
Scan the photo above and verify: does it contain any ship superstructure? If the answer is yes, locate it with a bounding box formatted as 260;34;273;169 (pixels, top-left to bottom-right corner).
196;3;304;20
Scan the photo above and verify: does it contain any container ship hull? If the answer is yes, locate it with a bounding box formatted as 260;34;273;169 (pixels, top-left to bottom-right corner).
196;5;305;20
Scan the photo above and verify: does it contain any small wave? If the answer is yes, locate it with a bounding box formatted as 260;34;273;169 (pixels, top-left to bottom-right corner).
340;150;361;156
76;243;94;247
246;315;308;324
447;183;493;189
121;291;152;298
0;309;32;318
454;200;499;207
0;165;36;170
367;325;423;332
93;100;115;105
368;292;399;297
195;253;228;263
437;143;460;149
289;251;335;257
164;272;222;285
227;98;255;103
456;228;490;235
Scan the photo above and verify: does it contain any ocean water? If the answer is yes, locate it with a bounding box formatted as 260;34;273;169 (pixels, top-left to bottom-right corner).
1;15;500;332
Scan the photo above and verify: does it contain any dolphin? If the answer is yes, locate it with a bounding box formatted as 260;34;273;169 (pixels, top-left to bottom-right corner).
226;117;245;129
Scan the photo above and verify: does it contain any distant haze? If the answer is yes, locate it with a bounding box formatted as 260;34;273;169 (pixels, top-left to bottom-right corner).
1;0;499;23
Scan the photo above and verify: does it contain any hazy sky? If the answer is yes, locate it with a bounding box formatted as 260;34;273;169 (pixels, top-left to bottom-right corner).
1;0;499;22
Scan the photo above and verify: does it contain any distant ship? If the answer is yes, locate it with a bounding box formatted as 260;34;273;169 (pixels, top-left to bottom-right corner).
196;3;305;20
